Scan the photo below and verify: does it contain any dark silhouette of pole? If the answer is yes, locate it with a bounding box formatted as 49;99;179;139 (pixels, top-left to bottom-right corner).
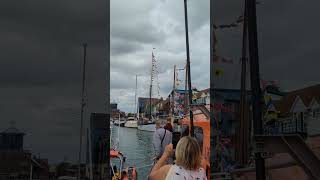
247;0;266;179
185;63;188;115
172;65;176;116
239;0;249;165
78;43;87;180
150;51;154;122
183;0;194;136
135;75;138;118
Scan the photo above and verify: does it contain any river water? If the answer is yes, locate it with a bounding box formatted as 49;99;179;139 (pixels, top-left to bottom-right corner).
110;125;154;180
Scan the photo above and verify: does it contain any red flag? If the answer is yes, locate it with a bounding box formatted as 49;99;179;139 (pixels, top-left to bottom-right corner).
221;57;233;64
260;79;268;89
213;55;220;63
212;29;218;52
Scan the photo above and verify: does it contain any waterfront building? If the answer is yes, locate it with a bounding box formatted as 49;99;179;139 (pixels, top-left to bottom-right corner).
269;84;320;136
89;113;109;179
138;97;161;118
0;124;49;179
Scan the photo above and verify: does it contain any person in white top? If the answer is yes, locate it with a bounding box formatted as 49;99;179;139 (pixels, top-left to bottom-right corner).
149;136;207;180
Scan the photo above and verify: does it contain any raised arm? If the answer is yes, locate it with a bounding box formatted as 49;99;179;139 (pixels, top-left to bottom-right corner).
149;144;173;180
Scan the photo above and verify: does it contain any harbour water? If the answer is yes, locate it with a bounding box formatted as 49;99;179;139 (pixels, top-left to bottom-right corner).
111;124;154;180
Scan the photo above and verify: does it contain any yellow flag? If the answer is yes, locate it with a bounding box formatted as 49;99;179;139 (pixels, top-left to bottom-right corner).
214;68;224;77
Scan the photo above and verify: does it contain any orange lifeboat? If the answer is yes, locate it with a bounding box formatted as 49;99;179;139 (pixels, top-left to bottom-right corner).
110;149;137;180
180;104;211;179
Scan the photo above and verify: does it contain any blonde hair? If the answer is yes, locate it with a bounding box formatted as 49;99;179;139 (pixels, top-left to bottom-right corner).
175;136;202;170
167;117;171;122
155;120;162;128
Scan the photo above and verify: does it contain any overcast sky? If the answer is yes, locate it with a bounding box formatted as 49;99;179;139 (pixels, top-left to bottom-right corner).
213;0;320;92
110;0;210;113
0;0;107;164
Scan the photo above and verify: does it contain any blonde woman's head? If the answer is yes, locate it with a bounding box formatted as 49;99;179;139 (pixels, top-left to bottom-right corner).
175;136;202;170
155;120;162;129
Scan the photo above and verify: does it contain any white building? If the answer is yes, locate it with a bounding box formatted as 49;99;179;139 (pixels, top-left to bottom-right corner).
273;84;320;136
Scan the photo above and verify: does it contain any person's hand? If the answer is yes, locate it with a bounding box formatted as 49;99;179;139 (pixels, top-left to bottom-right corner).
163;144;173;158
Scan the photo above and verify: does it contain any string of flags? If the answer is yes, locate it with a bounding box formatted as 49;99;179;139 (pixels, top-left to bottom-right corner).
213;55;234;64
261;79;279;90
175;65;186;87
151;51;160;97
213;15;244;30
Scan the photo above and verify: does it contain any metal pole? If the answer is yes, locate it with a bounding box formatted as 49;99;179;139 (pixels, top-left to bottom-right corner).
185;63;188;115
247;0;266;179
183;0;194;136
150;84;152;121
78;43;87;180
29;164;33;180
239;0;248;165
150;52;154;122
172;65;176;117
88;128;93;180
135;75;138;118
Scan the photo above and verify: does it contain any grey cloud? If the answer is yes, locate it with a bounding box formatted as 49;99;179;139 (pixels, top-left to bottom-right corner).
0;0;107;164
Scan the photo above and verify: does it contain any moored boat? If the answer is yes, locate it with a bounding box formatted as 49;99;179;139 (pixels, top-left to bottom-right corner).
137;123;156;132
110;149;137;180
114;119;126;127
124;117;138;128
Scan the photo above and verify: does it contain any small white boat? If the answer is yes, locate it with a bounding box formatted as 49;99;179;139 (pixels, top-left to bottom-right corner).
137;123;156;132
124;117;138;128
114;119;126;127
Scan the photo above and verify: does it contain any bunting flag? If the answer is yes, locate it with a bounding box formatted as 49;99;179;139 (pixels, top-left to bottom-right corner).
212;29;218;51
213;15;244;30
261;79;279;90
214;55;234;64
264;94;272;106
214;68;224;77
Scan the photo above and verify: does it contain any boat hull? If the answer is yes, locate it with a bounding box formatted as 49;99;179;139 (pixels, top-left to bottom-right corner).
124;121;138;128
137;124;156;132
114;120;126;127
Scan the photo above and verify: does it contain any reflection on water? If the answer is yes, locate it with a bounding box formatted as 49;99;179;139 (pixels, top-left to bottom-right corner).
111;125;154;179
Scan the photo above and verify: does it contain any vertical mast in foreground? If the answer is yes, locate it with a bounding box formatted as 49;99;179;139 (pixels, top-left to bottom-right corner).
78;43;87;180
247;0;266;179
183;0;194;136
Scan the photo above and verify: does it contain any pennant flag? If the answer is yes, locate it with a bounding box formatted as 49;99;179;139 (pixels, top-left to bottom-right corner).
264;94;272;106
214;68;224;77
213;55;219;63
214;55;234;64
221;57;233;64
213;29;218;49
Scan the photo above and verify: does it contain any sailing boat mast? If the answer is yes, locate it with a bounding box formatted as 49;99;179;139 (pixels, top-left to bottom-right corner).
135;74;138;119
150;50;155;122
78;43;87;180
247;0;266;178
183;0;194;136
171;65;176;117
239;0;249;166
185;63;188;116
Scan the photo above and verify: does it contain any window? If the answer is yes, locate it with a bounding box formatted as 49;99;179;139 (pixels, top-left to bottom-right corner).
300;112;304;121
